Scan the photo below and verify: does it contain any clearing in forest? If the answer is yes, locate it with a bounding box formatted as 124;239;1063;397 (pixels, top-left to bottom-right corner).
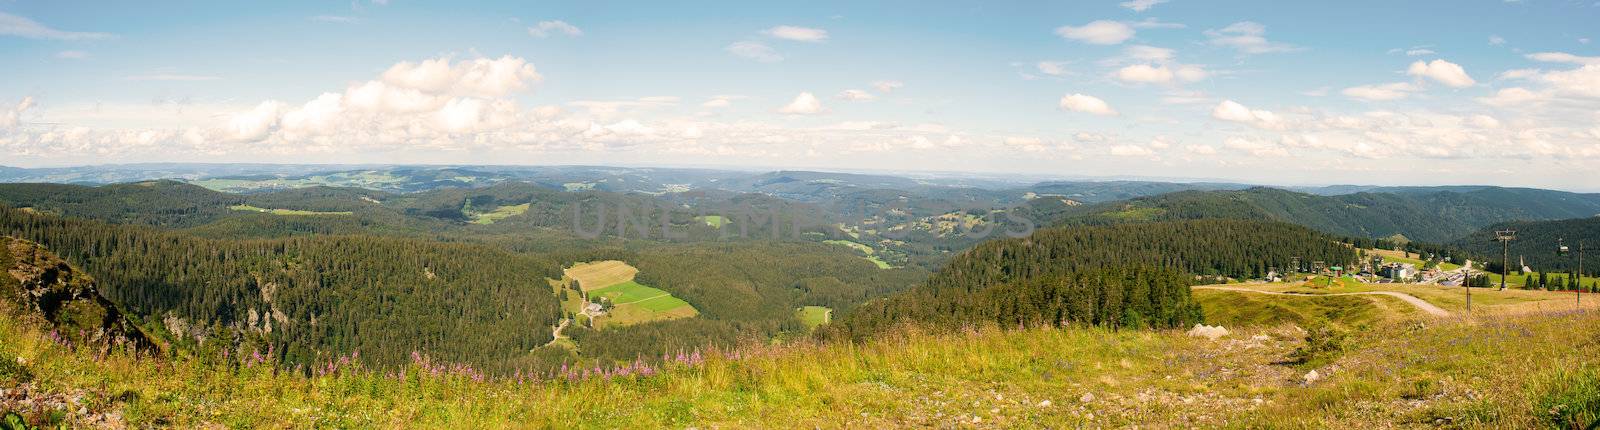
565;260;640;292
798;305;832;329
469;203;530;224
228;204;352;216
562;260;697;328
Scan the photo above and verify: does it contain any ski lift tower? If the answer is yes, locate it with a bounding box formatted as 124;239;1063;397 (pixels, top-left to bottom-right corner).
1494;229;1516;291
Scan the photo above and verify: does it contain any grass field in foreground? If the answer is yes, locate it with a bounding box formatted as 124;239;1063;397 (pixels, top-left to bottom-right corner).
798;306;832;329
227;204;352;216
1212;280;1594;314
5;296;1597;428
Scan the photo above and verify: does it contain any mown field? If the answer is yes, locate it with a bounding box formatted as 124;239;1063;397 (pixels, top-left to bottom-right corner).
563;260;697;327
3;287;1597;428
798;305;832;329
227;204;352;216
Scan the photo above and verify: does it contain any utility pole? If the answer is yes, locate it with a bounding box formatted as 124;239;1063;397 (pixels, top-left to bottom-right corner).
1495;229;1516;291
1562;239;1583;308
1463;266;1471;313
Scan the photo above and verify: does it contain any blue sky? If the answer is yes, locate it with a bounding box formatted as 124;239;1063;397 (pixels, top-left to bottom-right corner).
2;1;1599;190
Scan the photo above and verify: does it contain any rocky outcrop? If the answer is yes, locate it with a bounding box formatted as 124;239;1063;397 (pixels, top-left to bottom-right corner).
1;237;154;352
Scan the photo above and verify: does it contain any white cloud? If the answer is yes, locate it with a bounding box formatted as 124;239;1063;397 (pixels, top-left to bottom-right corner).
1131;18;1186;29
1407;59;1476;88
1222;136;1288;157
1;96;35;128
1405;49;1436;56
1204;21;1297;54
379;56;542;98
1469;114;1501;129
0;12;114;40
54;50;89;60
778;92;824;115
1541;64;1600;98
1184;144;1217;155
1109;144;1153;156
1477;87;1546;106
1124;45;1175;62
1342;82;1419;101
528;20;583;38
1055;20;1135;45
1059;93;1118;116
1210;100;1282;129
871;80;903;93
1488;35;1506;46
726;41;782;62
1526;52;1600;65
1115;63;1206;84
1498;68;1541;80
700;95;743;108
836;89;875;101
763;25;828;42
1036;61;1069;76
1119;0;1168;12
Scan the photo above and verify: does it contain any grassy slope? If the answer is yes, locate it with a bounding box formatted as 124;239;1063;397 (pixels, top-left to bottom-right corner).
4;291;1598;428
798;306;832;329
227;204;352;216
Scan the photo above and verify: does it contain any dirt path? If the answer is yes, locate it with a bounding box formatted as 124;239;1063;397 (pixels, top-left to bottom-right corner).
1194;286;1452;317
544;318;571;347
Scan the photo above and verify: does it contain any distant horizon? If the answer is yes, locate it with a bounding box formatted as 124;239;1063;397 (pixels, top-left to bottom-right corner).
4;161;1597;194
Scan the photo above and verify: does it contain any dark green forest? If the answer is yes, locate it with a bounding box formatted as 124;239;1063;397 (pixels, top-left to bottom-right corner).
825;219;1358;339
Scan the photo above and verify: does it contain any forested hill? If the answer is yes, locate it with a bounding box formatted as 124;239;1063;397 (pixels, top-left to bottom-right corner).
825;219;1357;339
0;205;567;373
1053;187;1600;243
1450;216;1600;275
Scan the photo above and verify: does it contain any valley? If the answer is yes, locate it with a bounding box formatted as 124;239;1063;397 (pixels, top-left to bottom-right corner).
1;164;1598;427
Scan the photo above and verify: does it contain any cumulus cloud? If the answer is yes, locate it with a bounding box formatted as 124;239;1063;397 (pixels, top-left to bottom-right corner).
1059;93;1118;115
1204;21;1297;54
1;96;36;128
0;12;114;40
778;92;824;115
1210;100;1282;129
1342;82;1419;101
1119;0;1168;12
763;25;828;42
726;41;782;62
871;80;903;93
1056;20;1135;45
1407;59;1476;88
836;89;875;101
528;20;583;38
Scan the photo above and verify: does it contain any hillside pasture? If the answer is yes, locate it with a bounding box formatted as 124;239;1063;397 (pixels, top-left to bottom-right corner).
798;306;832;329
469;203;530;224
227;204;352;216
564;260;640;292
